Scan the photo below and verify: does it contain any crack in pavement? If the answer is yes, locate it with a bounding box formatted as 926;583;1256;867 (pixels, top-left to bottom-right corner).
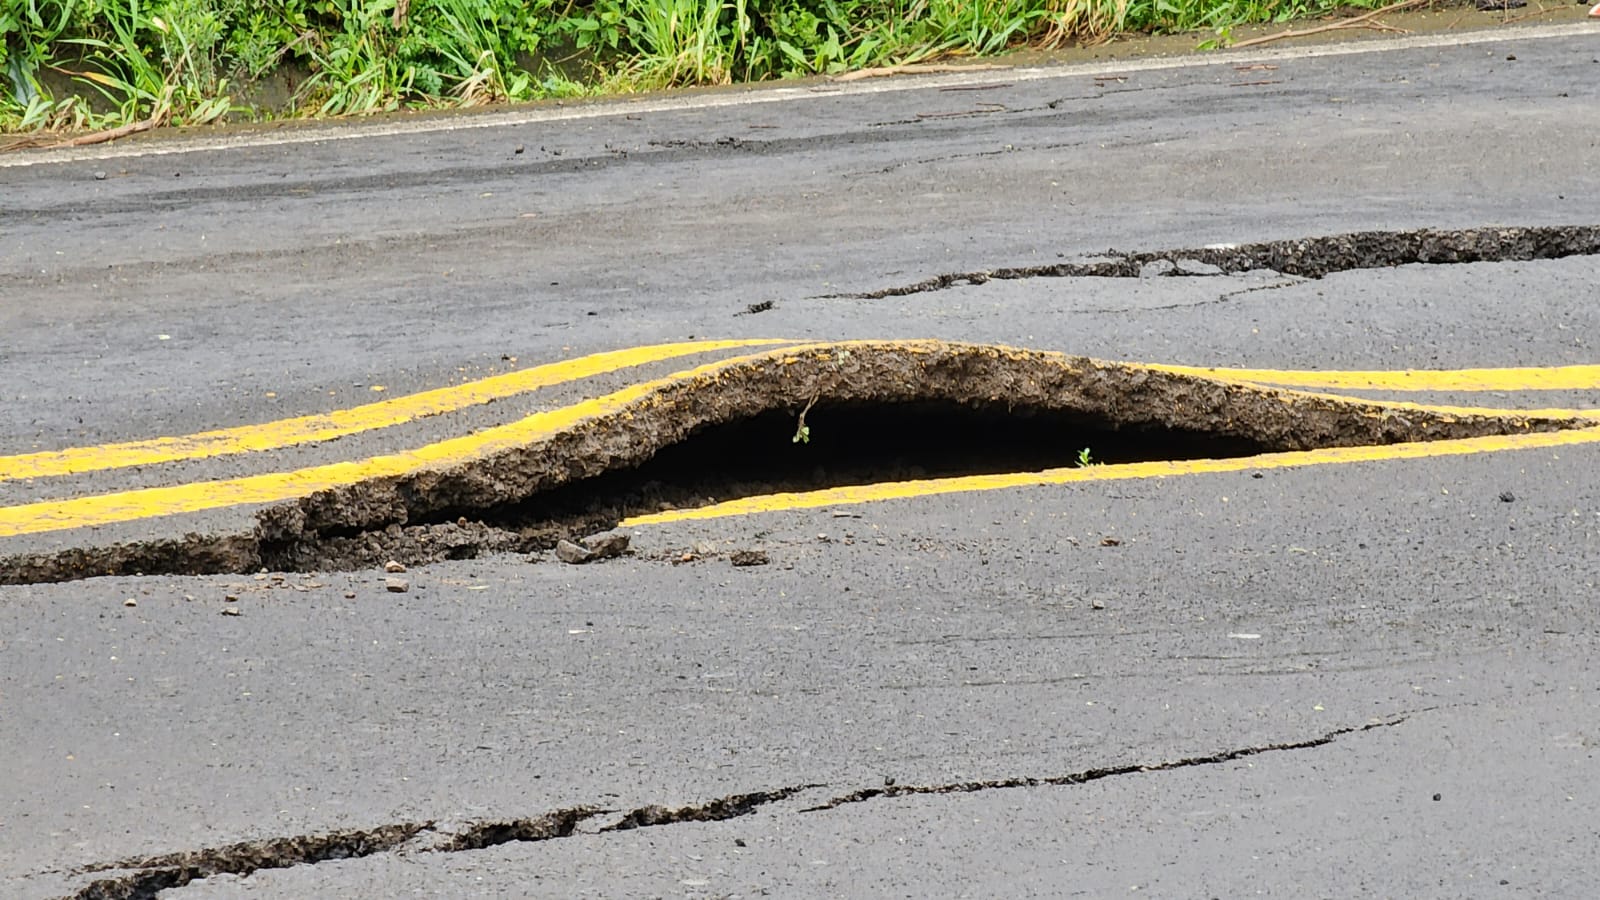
59;813;598;900
866;104;1016;127
56;789;820;900
47;718;1414;898
845;139;1089;177
60;822;442;900
799;715;1410;812
1133;276;1307;314
813;225;1600;300
1209;278;1305;306
862;88;1185;129
598;785;823;833
1054;277;1308;316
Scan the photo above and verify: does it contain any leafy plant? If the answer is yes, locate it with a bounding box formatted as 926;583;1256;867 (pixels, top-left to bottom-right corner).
563;0;623;52
2;0;1401;134
2;0;77;112
224;9;297;80
793;394;817;444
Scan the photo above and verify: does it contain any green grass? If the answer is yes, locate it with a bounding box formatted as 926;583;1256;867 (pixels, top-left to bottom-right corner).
1;0;1399;134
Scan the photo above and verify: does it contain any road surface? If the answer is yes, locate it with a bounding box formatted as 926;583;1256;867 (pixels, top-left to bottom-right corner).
2;23;1599;899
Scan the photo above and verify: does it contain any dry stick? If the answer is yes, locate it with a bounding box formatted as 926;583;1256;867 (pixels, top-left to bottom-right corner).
1227;0;1432;49
833;63;1009;82
275;29;316;65
47;60;180;149
1230;17;1401;47
1504;2;1558;25
1445;7;1473;28
794;394;818;443
49;84;174;149
47;106;168;149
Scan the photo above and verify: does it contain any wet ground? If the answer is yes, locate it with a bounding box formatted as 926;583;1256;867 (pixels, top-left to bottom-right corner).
4;1;1593;153
3;24;1600;900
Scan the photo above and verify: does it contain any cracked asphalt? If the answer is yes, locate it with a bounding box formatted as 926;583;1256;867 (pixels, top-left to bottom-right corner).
4;24;1600;899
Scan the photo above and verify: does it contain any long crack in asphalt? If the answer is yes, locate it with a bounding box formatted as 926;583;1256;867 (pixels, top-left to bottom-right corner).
52;718;1408;899
800;716;1408;811
598;785;823;833
819;225;1600;299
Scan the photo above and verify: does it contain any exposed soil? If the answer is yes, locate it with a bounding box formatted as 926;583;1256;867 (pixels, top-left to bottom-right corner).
64;813;596;900
828;225;1600;298
1;340;1588;584
469;402;1268;551
55;717;1406;898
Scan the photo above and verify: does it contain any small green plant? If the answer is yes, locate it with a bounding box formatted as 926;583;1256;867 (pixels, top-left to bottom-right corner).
1195;24;1232;50
792;395;816;444
1075;447;1095;467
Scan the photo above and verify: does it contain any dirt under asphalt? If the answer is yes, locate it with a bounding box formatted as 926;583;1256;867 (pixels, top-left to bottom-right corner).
4;326;1594;583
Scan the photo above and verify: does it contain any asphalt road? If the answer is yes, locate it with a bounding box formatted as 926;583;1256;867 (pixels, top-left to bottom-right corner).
3;23;1600;899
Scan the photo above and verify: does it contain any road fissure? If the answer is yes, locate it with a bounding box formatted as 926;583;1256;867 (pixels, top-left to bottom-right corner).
820;225;1600;300
801;716;1409;812
57;718;1409;898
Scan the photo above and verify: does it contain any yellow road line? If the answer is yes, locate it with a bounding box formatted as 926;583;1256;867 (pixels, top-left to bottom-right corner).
0;343;835;539
1266;394;1600;423
4;339;1598;539
0;339;792;483
8;344;1591;486
1148;363;1600;392
624;425;1600;526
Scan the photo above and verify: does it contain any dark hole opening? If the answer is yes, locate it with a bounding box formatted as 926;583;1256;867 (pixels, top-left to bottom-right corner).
481;401;1267;535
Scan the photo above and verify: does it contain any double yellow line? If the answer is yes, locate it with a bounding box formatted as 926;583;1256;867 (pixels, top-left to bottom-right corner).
0;339;792;483
2;343;1598;540
1148;362;1600;393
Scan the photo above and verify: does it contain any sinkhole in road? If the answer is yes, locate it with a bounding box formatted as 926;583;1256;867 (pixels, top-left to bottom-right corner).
246;341;1586;575
478;401;1266;537
1;340;1589;583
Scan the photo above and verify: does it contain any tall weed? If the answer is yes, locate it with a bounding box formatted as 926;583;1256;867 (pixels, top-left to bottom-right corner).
3;0;1395;133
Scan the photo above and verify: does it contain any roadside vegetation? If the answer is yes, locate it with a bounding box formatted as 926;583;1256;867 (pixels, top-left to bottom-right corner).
3;0;1401;136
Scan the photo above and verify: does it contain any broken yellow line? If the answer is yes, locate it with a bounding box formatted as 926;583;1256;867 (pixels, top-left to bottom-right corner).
1147;362;1600;392
624;425;1600;526
4;340;1598;539
0;339;792;483
0;343;838;539
6;346;1590;486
